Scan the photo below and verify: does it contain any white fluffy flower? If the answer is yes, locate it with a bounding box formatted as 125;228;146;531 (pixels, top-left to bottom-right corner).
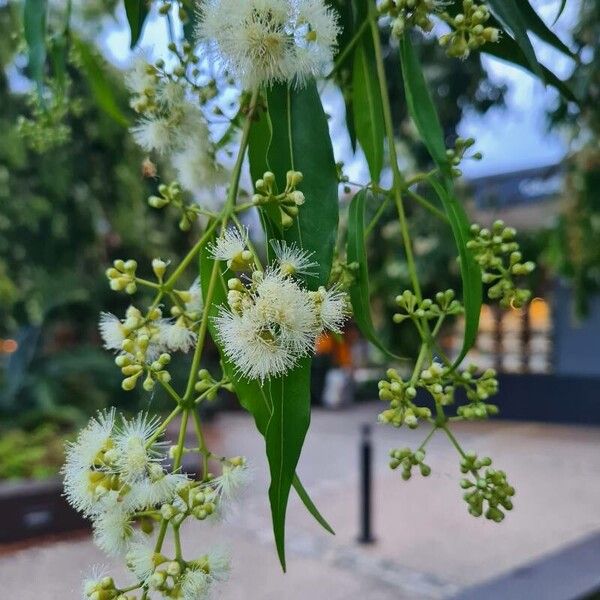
198;0;339;88
186;277;204;315
63;409;116;516
291;0;341;84
173;139;224;199
209;227;250;265
125;57;156;95
214;270;319;380
128;471;190;510
98;313;126;352
132;117;175;154
181;567;211;600
126;536;157;583
82;564;112;599
92;504;134;556
271;239;318;277
159;318;197;353
206;547;231;582
156;78;186;108
313;286;348;334
113;413;165;485
213;463;250;503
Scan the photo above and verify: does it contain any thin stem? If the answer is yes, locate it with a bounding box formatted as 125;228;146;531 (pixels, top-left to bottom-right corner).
365;194;391;238
182;87;260;403
406;189;448;223
369;13;423;301
327;16;373;79
163;218;221;291
192;409;210;479
442;425;466;459
145;405;182;449
418;425;438;452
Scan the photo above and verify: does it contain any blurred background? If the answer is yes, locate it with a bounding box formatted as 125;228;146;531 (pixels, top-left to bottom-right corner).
0;0;599;598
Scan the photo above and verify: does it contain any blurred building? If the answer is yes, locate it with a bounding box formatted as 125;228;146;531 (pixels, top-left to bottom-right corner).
451;163;600;378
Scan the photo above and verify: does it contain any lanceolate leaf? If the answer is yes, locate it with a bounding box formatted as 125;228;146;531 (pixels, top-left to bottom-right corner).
399;35;482;364
518;0;574;58
266;81;339;289
253;81;338;569
23;0;47;95
486;0;544;80
124;0;149;48
198;239;334;569
264;362;311;572
553;0;567;25
353;39;385;183
398;36;448;173
347;189;404;360
74;38;130;127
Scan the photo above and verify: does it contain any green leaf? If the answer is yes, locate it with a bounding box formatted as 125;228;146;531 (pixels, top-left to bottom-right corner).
428;178;482;365
399;35;482;363
23;0;47;95
198;239;334;562
124;0;150;48
180;0;198;45
266;81;339;289
265;362;312;571
487;0;544;80
73;38;130;127
398;36;448;173
518;1;574;58
553;0;567;25
353;39;385;182
347;189;405;360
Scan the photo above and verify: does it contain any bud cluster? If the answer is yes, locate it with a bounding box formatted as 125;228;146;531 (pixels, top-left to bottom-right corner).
253;170;306;229
329;258;359;291
455;365;499;420
460;453;515;521
113;306;171;390
84;575;133;600
380;0;441;38
389;447;432;479
149;182;205;231
194;368;233;403
468;220;535;308
378;368;431;428
393;289;463;325
446;137;482;178
106;259;138;294
439;0;500;59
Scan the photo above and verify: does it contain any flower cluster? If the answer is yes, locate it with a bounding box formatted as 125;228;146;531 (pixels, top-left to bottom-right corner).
468;220;535;309
197;0;341;88
66;410;250;599
99;292;199;391
126;57;224;201
63;411;190;553
211;233;348;381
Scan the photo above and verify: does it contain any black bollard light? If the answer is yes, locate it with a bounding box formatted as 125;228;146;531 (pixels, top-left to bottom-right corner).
357;423;375;544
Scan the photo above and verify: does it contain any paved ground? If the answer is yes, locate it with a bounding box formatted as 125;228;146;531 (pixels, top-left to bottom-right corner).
2;403;600;599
